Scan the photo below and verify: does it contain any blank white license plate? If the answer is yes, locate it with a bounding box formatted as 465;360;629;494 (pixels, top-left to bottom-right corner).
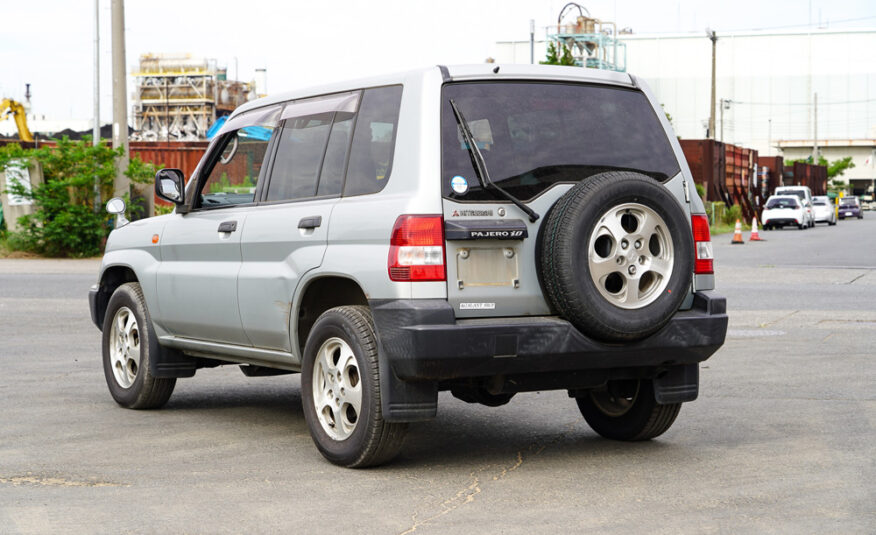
845;211;853;216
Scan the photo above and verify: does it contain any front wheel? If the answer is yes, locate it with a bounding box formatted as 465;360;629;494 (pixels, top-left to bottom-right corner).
102;282;176;409
301;306;407;468
576;379;680;441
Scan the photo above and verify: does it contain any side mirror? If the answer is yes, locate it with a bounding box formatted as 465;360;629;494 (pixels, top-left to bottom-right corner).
106;197;129;228
106;197;126;214
155;168;186;205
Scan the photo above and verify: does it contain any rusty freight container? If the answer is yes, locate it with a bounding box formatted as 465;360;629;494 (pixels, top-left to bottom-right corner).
129;141;208;181
723;143;757;222
783;162;828;196
680;139;729;204
757;156;784;194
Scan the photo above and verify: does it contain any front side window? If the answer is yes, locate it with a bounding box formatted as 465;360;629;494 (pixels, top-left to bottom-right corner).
441;82;680;201
197;106;280;209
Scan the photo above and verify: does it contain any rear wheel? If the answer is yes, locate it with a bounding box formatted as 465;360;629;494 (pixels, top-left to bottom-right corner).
301;306;407;467
576;379;680;441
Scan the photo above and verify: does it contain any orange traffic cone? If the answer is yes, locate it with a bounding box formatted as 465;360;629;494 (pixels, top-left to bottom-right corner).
731;219;744;244
749;216;764;241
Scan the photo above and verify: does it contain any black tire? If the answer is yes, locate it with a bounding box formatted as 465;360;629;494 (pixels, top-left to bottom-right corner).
301;306;407;468
576;379;680;441
798;223;804;230
828;220;836;226
539;171;694;342
102;282;176;409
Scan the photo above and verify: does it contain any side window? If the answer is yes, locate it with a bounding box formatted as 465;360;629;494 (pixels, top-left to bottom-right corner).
197;106;279;209
343;85;402;197
266;114;333;202
266;92;359;202
317;111;354;197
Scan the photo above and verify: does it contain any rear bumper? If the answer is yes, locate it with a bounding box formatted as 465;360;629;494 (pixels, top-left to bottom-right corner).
764;218;799;226
371;291;727;382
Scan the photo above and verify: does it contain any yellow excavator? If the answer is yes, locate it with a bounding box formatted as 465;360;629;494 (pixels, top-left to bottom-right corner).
1;98;34;142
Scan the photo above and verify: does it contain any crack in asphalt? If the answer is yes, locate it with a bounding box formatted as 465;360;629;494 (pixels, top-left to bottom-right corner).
0;474;125;488
398;419;582;534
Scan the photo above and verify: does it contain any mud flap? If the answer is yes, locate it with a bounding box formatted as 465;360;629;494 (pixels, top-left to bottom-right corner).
378;348;438;422
653;364;699;404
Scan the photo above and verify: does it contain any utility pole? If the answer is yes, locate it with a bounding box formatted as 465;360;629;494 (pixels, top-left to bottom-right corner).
93;0;101;213
812;92;818;164
111;0;130;200
719;98;724;142
706;29;717;140
530;19;535;64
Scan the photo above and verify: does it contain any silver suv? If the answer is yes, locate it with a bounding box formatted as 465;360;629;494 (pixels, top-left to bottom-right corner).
89;65;727;467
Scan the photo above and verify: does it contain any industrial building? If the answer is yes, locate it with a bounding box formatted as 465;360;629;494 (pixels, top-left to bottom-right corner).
131;53;261;141
495;26;876;195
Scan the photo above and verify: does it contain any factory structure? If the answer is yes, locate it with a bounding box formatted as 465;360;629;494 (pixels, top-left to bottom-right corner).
495;25;876;196
131;53;264;141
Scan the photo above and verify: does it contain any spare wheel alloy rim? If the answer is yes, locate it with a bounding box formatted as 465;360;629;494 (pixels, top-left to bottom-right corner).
109;306;141;388
312;337;362;441
587;202;674;310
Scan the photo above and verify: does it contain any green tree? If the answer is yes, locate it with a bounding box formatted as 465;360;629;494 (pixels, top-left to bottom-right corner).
785;155;855;180
541;41;577;66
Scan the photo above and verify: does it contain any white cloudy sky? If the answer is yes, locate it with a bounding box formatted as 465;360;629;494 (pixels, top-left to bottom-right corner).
2;0;875;122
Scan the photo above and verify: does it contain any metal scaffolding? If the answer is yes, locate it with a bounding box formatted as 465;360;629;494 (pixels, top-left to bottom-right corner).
131;54;256;141
546;4;627;72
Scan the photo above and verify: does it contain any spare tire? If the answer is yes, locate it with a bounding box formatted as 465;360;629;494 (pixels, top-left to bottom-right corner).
539;171;693;342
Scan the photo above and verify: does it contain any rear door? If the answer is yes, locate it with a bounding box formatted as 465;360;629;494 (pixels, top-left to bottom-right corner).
237;92;360;351
439;81;682;318
156;105;280;345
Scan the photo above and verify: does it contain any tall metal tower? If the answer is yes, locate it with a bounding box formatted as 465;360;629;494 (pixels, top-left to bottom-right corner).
546;3;627;72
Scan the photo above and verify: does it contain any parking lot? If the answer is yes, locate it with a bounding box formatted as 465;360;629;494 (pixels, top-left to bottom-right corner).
1;218;874;534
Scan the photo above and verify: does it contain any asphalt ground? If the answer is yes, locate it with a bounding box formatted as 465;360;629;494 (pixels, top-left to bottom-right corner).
0;217;874;534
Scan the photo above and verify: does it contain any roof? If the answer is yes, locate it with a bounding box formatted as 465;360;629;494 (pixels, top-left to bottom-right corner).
229;64;635;120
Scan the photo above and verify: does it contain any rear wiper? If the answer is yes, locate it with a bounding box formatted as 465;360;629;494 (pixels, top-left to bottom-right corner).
449;99;539;223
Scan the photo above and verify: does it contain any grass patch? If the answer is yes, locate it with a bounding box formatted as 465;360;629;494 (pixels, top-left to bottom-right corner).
710;222;751;235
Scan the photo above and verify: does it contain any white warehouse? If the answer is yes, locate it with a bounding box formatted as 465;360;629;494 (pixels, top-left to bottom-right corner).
495;27;876;194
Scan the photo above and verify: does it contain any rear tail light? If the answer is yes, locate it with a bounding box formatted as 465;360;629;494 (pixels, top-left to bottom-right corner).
691;214;714;275
388;215;446;281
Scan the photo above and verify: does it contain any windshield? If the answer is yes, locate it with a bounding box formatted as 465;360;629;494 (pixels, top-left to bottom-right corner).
766;198;799;209
441;82;679;201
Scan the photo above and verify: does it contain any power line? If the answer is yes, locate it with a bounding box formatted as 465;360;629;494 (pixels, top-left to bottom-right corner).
730;98;876;106
722;14;876;32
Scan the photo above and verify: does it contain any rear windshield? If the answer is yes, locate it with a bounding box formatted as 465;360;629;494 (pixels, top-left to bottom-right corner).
441;82;680;202
813;200;827;206
766;198;799;209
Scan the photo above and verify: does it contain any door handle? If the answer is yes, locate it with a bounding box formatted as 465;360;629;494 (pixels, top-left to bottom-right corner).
298;216;322;229
217;220;238;233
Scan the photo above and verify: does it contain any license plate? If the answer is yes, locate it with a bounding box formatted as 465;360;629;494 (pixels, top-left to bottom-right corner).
845;211;853;216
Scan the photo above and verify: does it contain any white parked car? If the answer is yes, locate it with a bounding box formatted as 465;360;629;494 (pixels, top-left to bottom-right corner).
762;195;807;230
811;196;837;225
775;186;815;228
